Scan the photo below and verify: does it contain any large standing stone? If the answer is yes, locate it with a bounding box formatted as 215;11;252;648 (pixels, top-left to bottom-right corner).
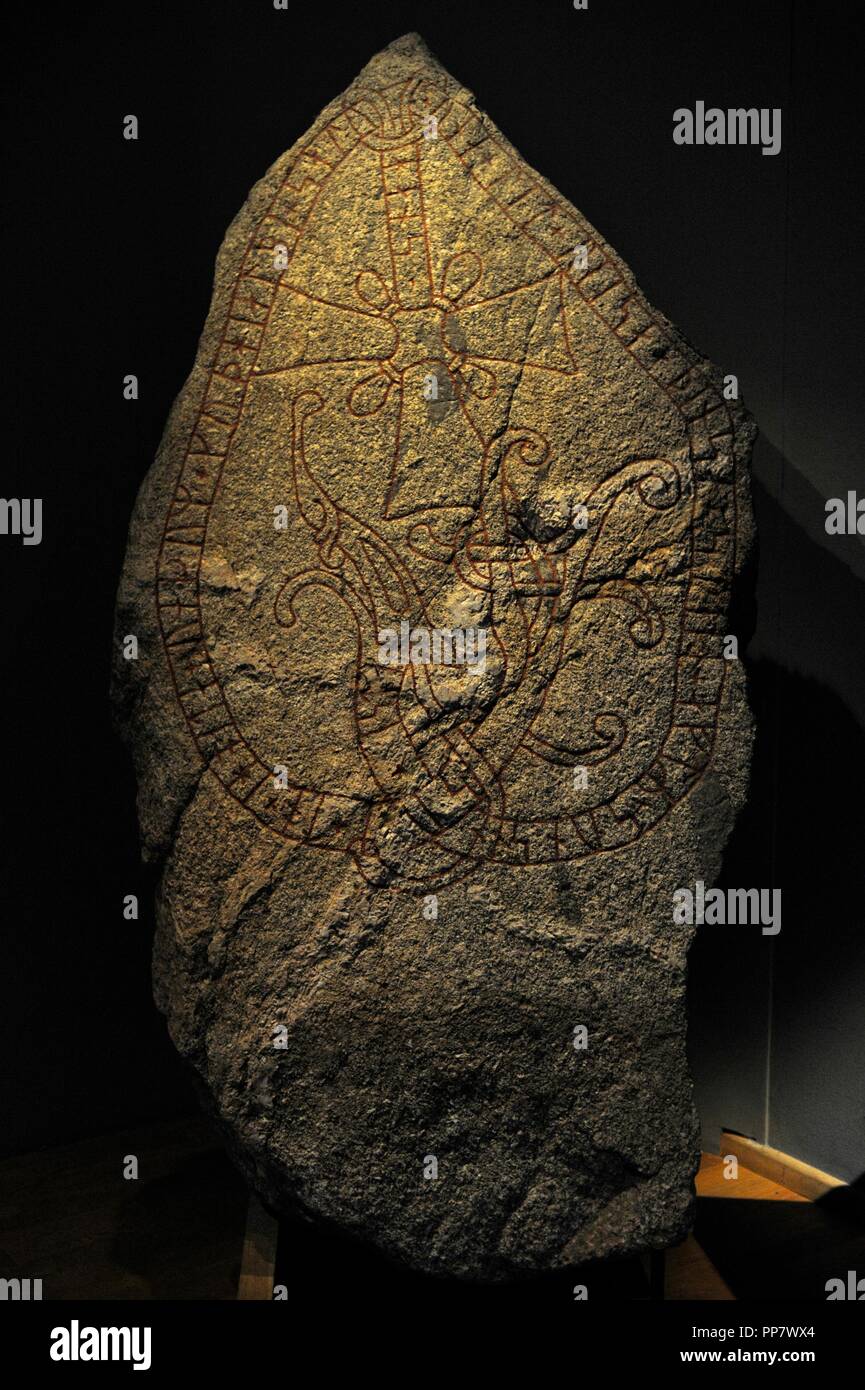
113;34;754;1279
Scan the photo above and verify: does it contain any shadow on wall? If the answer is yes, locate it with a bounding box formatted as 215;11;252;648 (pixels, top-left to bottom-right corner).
688;454;865;1180
749;436;865;727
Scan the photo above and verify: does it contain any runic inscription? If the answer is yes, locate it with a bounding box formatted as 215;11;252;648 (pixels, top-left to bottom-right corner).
156;45;739;893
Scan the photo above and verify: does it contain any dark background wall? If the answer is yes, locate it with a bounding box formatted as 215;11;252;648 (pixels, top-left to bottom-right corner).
2;0;863;1183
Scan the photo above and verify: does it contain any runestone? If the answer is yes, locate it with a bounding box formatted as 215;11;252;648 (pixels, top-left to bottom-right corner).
114;34;755;1278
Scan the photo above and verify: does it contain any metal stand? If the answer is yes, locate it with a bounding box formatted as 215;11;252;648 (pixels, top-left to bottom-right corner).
639;1249;667;1299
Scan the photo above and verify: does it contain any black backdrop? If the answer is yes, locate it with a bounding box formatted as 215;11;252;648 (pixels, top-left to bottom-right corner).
2;0;864;1288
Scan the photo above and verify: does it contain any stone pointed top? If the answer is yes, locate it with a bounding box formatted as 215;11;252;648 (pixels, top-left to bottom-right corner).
353;31;455;89
385;31;432;55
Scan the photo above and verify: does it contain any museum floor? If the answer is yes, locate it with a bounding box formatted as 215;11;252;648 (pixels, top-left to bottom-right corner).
2;1116;862;1301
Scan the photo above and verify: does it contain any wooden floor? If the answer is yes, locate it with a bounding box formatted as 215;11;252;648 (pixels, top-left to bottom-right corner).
0;1117;854;1300
700;1150;812;1206
697;1150;809;1204
663;1153;807;1300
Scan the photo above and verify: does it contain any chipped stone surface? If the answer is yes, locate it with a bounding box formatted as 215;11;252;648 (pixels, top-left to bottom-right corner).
113;34;755;1279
